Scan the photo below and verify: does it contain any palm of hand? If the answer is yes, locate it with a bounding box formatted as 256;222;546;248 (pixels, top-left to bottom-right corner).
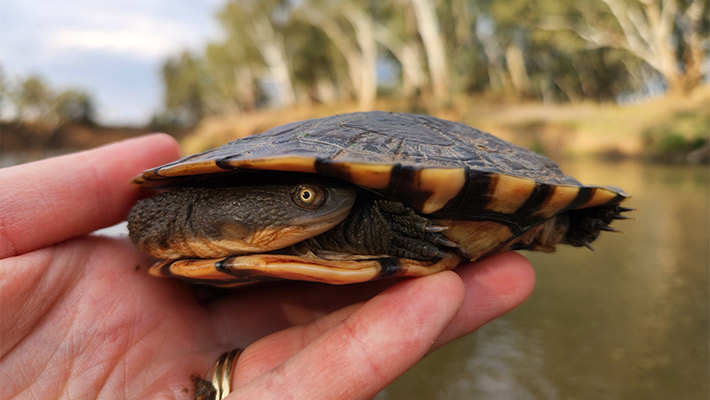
0;135;534;399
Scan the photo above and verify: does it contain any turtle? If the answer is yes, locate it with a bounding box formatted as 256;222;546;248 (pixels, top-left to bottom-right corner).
127;111;631;287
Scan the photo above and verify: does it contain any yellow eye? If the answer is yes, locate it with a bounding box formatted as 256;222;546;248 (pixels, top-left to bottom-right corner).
294;184;326;209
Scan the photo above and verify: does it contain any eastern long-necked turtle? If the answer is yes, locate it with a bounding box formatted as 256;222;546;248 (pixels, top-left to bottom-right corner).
128;111;631;287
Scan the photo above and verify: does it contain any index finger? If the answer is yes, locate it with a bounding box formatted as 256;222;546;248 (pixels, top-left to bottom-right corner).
0;134;180;258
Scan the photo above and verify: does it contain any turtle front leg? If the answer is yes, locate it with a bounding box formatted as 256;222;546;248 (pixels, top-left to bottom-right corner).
300;197;459;260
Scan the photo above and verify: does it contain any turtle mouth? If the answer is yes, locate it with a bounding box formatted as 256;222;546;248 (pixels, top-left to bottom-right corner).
250;197;356;253
288;189;355;230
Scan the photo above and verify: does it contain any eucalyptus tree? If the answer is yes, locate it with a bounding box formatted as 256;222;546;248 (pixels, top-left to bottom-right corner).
14;75;55;125
371;1;427;99
54;90;95;125
409;0;451;105
161;52;206;126
202;42;262;115
448;0;644;102
543;0;708;95
283;20;344;103
297;0;379;109
0;65;11;120
219;0;296;108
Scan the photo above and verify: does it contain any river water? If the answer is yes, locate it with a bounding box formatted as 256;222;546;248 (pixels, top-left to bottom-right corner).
377;160;709;399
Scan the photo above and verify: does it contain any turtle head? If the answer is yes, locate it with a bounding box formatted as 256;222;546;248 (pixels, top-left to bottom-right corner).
128;177;357;259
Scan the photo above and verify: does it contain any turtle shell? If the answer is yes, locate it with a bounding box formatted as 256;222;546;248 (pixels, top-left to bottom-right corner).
132;111;630;286
138;111;627;218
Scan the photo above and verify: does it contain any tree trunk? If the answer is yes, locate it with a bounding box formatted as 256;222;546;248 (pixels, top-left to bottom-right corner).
247;14;296;107
305;3;377;109
505;44;530;97
552;0;707;95
342;2;377;109
373;22;426;97
409;0;450;105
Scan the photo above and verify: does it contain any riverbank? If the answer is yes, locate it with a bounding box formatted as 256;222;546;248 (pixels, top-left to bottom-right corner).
3;85;707;166
182;85;708;164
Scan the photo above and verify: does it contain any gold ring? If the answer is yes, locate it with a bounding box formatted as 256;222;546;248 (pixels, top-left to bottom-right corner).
211;348;243;400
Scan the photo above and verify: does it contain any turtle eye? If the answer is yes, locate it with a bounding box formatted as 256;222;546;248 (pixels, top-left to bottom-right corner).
293;183;326;209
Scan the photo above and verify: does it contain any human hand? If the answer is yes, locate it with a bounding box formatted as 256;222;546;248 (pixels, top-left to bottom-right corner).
0;134;535;399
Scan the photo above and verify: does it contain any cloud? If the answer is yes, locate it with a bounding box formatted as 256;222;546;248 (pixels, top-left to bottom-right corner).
0;0;224;124
49;25;185;62
14;2;217;59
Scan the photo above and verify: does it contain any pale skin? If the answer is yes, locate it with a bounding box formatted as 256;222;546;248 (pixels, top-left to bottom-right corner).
0;134;535;399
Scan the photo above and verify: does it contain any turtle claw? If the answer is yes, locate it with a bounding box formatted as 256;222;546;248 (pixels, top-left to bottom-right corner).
436;250;455;259
437;236;460;248
612;214;633;220
581;240;596;252
617;206;636;213
425;224;448;232
613;205;636;221
599;225;622;233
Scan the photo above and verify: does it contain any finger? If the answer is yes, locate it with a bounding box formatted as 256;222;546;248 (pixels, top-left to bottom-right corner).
223;302;363;383
208;279;397;345
433;251;535;349
223;252;532;383
230;271;466;399
0;134;180;258
209;252;532;345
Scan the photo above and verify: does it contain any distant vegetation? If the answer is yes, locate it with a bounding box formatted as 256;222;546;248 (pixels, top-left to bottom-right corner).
0;67;154;158
2;0;706;164
1;66;96;131
156;0;708;126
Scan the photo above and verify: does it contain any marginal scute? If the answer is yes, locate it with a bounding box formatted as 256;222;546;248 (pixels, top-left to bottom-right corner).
418;168;467;214
233;156;317;173
134;160;222;184
532;185;580;218
345;163;393;189
484;174;537;214
576;187;622;209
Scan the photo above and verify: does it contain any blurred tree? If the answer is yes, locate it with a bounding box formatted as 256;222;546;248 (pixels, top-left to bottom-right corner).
285;21;343;103
161;51;205;126
157;0;706;120
0;65;12;120
219;0;296;108
2;71;97;142
55;89;95;125
203;42;262;114
372;1;427;99
461;0;643;102
409;0;451;105
14;75;56;127
436;0;488;95
544;0;709;95
298;0;378;108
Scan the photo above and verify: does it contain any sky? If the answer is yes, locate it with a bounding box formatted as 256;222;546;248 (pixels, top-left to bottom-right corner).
1;0;225;125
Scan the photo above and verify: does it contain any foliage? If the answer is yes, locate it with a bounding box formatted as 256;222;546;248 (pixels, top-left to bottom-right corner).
1;69;96;130
161;52;206;127
158;0;709;124
643;109;710;162
54;90;95;125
